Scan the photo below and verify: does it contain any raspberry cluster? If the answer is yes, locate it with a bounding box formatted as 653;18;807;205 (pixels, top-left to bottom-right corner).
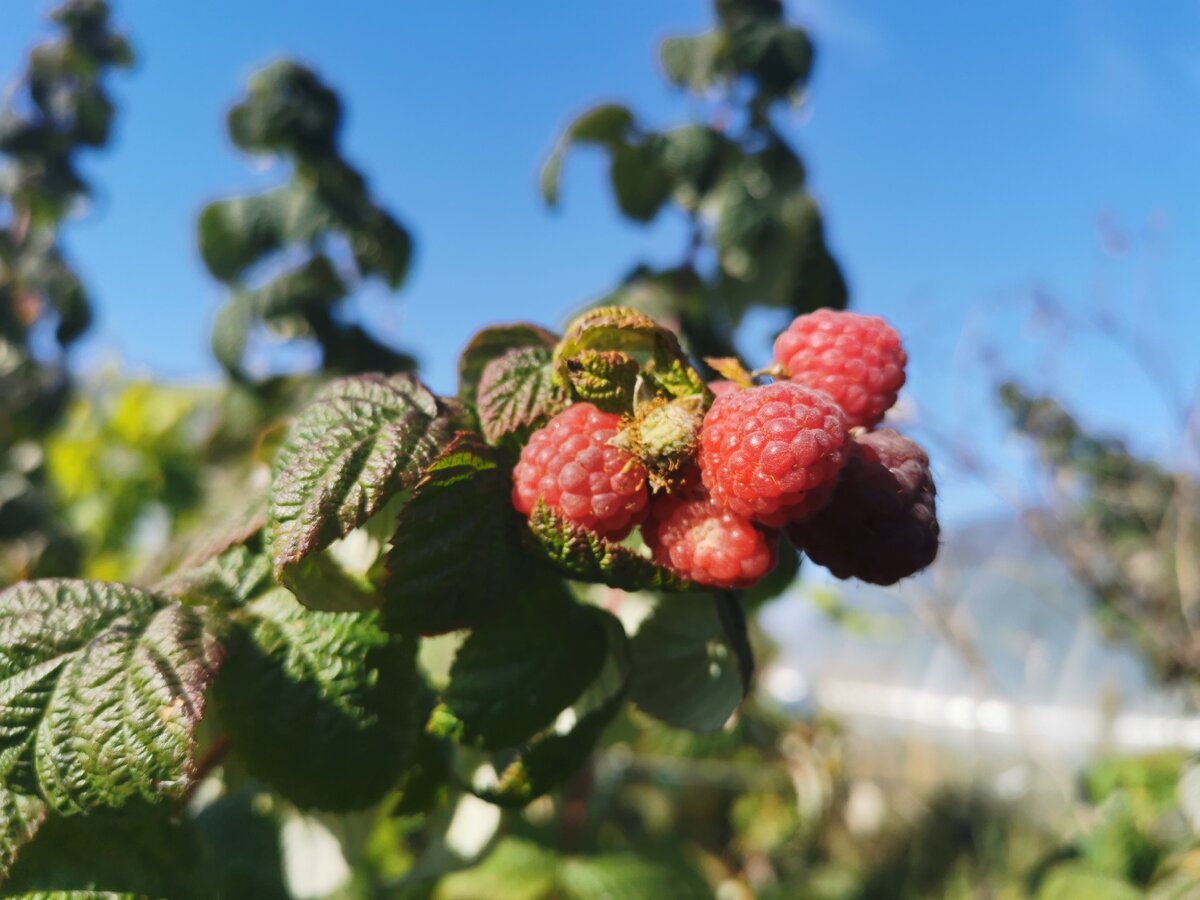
510;308;938;590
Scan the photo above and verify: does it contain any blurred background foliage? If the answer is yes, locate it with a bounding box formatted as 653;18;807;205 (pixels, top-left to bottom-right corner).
2;0;1199;897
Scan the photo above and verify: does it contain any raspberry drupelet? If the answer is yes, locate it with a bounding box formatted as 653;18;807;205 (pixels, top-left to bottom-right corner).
699;382;848;527
773;308;906;429
787;428;939;585
512;402;649;540
645;490;777;589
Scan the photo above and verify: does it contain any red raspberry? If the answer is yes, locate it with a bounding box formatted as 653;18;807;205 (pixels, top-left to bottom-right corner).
645;490;778;589
512;402;648;540
773;309;906;429
787;429;939;585
707;379;740;398
699;382;848;527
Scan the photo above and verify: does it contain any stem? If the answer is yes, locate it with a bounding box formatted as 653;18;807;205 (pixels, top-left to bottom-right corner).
182;733;231;802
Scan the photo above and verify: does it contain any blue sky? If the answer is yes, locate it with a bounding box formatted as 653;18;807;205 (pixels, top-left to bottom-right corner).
3;1;1199;524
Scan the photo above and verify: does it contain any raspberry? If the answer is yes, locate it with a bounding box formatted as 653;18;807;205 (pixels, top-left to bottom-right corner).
773;309;906;429
512;402;648;540
699;382;848;527
645;490;778;589
787;429;938;585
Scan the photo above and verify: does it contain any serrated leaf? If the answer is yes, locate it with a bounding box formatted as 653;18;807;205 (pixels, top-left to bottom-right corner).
477;347;566;445
559;854;713;900
457;323;559;410
555;306;706;402
381;436;520;635
473;610;629;808
526;502;688;592
268;373;454;580
278;548;380;613
432;596;608;751
0;788;45;885
159;544;272;610
559;349;639;414
0;580;220;815
2;802;205;898
212;588;420;811
628;593;750;732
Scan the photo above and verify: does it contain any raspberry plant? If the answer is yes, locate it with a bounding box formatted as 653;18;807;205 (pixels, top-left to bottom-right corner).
0;1;946;896
0;0;131;583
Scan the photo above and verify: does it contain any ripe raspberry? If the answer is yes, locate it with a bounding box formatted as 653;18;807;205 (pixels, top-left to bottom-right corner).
773;309;906;429
645;490;778;589
512;402;648;540
699;382;848;527
787;429;938;585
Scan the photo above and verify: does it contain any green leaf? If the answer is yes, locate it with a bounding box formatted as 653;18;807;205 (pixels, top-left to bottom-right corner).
728;21;813;100
526;502;688;592
1036;864;1140;900
249;254;347;321
381;436;521;635
211;294;253;376
0;789;45;885
0;580;220;815
2;802;205;898
227;60;341;156
198;186;332;283
159;544;273;610
628;593;749;732
660;33;724;91
558;349;640;414
540;149;565;207
659;125;727;200
555;306;707;402
436;837;559;900
212;588;420;811
566;104;635;146
456;322;559;410
559;854;713;900
477;346;566;444
267;373;454;580
390;728;452;817
610;142;672;222
437;840;712;900
472;610;629;808
541;104;635;207
431;597;608;751
193;787;288;900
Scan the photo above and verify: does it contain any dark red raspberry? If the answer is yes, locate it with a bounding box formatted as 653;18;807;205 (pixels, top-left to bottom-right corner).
645;490;778;589
773;309;906;429
787;429;938;585
512;402;648;539
699;382;848;527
